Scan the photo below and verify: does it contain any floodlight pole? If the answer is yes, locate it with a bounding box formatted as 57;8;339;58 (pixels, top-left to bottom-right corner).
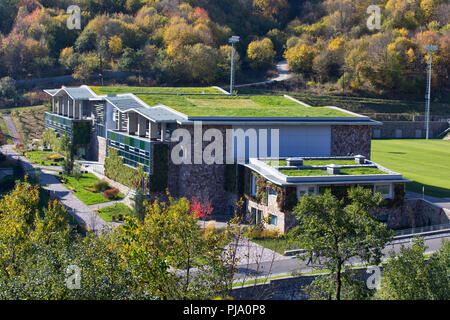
425;44;437;140
229;36;239;95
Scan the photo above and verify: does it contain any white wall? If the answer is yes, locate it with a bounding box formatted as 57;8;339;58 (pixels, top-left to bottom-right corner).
231;125;331;161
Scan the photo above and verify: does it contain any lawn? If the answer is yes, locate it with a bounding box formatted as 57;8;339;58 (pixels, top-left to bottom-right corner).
137;94;351;118
89;86;353;118
97;203;134;222
265;159;357;166
280;167;385;176
238;88;450;119
58;173;125;205
371;139;450;198
25;150;63;166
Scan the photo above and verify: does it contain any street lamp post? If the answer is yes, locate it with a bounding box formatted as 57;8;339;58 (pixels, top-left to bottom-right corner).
229;36;240;95
424;44;437;140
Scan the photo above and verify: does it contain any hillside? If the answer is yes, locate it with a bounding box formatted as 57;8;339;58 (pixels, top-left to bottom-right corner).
0;0;448;105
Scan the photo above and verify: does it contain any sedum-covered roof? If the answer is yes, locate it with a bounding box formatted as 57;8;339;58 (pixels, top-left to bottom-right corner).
90;86;359;119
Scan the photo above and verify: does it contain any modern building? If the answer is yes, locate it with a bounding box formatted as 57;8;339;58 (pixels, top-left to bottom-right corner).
43;85;409;233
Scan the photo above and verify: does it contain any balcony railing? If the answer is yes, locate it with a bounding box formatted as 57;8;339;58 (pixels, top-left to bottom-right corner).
44;112;74;136
107;130;152;173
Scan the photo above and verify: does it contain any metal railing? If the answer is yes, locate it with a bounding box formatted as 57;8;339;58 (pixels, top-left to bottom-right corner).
394;223;450;237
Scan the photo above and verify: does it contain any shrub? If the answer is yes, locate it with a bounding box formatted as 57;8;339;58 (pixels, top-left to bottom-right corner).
93;180;110;192
103;188;119;200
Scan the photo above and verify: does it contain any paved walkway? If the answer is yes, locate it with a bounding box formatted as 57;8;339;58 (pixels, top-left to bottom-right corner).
227;237;286;266
0;144;111;233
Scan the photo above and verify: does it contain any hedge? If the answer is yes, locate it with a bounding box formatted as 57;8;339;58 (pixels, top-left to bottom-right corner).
149;144;168;192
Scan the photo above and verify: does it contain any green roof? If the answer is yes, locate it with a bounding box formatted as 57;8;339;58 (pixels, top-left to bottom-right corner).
265;159;357;166
89;86;355;118
280;167;386;176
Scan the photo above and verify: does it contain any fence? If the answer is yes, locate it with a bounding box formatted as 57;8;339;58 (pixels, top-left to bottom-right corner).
394;223;450;237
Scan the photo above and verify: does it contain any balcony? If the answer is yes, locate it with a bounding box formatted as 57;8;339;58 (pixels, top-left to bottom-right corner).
106;129;155;173
45;112;91;144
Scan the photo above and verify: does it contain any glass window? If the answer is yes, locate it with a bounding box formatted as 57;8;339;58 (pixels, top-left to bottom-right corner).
297;186;316;199
251;174;257;196
374;184;391;199
269;214;277;226
257;210;263;224
251;208;257;225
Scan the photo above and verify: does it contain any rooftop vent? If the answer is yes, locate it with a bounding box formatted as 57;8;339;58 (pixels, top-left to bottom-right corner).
287;157;303;166
327;164;340;174
355;155;366;164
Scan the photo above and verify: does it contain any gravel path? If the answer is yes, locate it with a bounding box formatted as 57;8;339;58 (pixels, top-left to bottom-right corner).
3;115;21;144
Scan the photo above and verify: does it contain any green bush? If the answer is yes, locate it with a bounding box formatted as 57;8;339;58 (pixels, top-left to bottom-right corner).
104;147;148;190
93;180;111;192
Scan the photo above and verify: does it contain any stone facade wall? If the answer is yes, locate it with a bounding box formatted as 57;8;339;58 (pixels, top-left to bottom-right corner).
97;136;107;164
330;125;372;159
373;198;449;230
246;196;296;234
166;124;233;213
372;121;448;139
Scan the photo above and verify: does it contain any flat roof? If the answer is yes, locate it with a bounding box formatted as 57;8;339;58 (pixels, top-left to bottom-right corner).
44;85;380;124
90;86;362;119
245;157;410;186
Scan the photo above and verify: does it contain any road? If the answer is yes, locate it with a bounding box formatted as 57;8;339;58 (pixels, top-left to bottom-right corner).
234;231;450;280
234;60;293;89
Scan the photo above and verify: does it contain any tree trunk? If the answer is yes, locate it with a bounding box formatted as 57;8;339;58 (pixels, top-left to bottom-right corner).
335;262;342;300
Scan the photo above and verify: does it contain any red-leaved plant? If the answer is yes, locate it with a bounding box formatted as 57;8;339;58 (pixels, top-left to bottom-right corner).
190;197;213;220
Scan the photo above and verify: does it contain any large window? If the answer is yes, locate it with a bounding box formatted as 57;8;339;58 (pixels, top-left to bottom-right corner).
251;174;257;196
297;185;317;199
269;214;277;226
374;184;392;199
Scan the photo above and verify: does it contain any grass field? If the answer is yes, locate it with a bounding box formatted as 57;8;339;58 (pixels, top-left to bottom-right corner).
371;139;450;198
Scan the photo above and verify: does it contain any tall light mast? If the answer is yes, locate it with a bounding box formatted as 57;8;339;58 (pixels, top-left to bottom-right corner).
229;36;240;95
424;44;437;140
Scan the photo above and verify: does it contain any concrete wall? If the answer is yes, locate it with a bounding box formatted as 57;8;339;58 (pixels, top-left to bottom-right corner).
372;121;448;139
